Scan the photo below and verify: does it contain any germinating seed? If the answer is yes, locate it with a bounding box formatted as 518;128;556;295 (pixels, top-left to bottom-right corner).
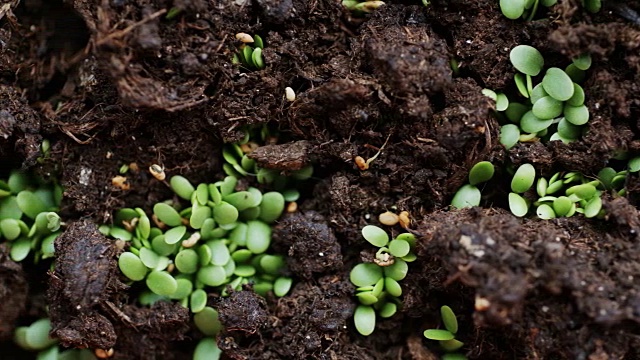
285;87;296;102
378;211;399;226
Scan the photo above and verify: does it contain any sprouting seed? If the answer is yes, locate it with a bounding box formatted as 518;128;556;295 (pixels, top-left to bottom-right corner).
355;156;368;170
235;33;254;43
398;211;410;229
149;164;166;181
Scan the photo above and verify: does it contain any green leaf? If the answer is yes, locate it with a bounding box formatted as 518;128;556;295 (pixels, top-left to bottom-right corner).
440;306;458;334
542;68;575;101
509;45;544;75
354;305;376;336
450;184;481;209
361;225;389;247
350;263;383;287
468;161;494;185
508;193;529;217
423;329;455;341
500;0;526;19
511;163;536;193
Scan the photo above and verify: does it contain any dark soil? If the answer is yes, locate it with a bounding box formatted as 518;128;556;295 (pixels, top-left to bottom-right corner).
2;0;640;359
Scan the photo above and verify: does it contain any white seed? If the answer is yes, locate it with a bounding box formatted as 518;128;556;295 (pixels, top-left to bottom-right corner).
235;32;254;43
285;87;296;102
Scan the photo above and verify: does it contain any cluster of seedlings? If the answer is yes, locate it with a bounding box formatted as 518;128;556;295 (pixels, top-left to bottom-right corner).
423;306;467;360
507;163;605;218
14;318;96;360
0;171;62;262
350;225;417;336
453;156;640;219
232;33;265;71
486;45;593;149
222;128;313;190
451;161;495;209
500;0;600;20
102;174;294;358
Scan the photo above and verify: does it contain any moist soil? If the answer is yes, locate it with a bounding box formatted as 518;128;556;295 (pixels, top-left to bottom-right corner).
1;0;640;359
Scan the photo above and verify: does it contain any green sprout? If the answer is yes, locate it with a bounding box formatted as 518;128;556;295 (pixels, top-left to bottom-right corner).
350;225;417;336
499;0;601;21
222;126;313;190
232;34;265;71
342;0;385;13
450;161;495;209
104;170;303;360
0;170;63;262
423;306;467;359
504;163;613;219
14;317;96;360
484;45;593;149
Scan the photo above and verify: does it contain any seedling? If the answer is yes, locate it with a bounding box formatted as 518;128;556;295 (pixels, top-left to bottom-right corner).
232;34;265;70
222;126;313;190
423;306;467;359
485;45;593;149
350;225;416;335
342;0;385;13
450;161;495;209
0;170;63;262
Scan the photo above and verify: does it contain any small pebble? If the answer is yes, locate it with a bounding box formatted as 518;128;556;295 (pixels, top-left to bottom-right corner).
285;87;296;102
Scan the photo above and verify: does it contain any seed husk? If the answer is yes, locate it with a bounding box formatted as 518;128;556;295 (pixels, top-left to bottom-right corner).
378;211;399;226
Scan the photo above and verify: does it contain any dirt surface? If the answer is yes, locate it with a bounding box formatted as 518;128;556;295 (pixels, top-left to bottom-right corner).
2;0;640;359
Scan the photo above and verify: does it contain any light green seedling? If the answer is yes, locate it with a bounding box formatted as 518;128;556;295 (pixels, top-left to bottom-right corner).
510;45;544;76
511;164;536;193
450;185;481;209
